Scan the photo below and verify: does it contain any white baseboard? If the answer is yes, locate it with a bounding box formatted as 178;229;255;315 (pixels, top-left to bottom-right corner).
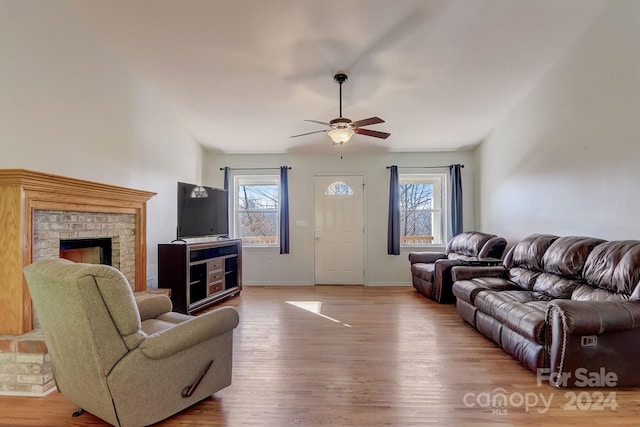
364;282;412;286
243;282;314;286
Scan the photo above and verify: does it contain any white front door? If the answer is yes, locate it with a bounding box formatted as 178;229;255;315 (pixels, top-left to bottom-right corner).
314;176;364;284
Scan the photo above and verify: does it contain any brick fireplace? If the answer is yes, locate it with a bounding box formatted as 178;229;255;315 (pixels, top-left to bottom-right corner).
34;211;136;285
0;170;155;395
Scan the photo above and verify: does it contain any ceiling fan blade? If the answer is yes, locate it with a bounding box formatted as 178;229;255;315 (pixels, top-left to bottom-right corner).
290;129;328;138
304;119;331;126
355;128;391;139
352;117;385;128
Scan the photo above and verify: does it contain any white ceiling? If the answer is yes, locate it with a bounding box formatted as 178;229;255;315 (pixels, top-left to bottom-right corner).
73;0;608;154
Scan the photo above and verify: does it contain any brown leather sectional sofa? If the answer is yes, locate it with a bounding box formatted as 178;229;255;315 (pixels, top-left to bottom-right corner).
451;234;640;387
409;231;507;303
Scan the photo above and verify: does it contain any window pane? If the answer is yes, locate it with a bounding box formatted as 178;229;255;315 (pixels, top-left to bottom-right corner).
238;184;279;210
237;211;278;245
400;183;433;209
401;211;443;245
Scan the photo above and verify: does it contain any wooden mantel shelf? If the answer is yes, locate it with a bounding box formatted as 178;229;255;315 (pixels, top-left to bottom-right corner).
0;169;156;335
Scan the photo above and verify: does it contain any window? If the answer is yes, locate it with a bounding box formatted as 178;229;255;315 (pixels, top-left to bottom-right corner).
324;181;354;196
399;174;446;246
232;175;279;246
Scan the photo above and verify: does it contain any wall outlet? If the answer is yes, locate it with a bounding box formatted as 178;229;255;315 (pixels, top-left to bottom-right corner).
295;220;308;227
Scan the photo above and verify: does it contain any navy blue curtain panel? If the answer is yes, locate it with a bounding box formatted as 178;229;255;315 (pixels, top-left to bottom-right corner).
279;166;290;254
449;164;463;237
223;166;230;191
387;165;400;255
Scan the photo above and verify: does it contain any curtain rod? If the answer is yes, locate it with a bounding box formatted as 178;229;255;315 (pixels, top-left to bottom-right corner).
385;164;464;169
220;166;291;171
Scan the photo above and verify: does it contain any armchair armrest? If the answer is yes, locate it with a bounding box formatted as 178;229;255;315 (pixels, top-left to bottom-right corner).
431;259;463;303
408;252;447;264
546;300;640;387
451;265;507;282
139;306;240;359
135;293;172;321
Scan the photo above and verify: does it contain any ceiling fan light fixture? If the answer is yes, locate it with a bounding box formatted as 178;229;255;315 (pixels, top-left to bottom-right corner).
328;128;355;144
289;72;390;143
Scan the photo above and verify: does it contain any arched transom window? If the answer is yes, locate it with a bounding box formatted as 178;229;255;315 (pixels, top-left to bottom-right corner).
324;181;354;196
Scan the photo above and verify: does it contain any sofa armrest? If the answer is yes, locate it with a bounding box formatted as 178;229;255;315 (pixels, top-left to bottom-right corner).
450;265;507;282
135;293;172;321
547;300;640;335
138;306;240;359
546;300;640;387
408;252;447;264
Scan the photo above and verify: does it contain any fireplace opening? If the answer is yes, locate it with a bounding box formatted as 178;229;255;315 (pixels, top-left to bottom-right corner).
60;238;112;265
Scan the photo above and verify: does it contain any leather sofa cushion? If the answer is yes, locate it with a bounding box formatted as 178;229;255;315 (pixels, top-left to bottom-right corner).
411;263;434;282
521;236;606;299
502;234;559;289
506;267;540;291
452;277;519;304
583;240;640;298
541;236;606;279
504;234;559;271
571;284;630;301
474;290;552;344
533;273;581;299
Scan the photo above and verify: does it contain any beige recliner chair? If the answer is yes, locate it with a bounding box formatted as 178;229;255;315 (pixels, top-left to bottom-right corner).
23;258;239;427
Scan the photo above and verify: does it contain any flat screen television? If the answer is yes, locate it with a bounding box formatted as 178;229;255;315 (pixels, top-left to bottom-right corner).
177;182;229;239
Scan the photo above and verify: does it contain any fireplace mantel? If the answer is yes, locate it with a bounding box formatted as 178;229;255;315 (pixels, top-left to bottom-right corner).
0;169;156;335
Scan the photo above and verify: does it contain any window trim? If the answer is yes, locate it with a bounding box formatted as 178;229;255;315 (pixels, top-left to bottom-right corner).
231;174;280;247
398;173;448;248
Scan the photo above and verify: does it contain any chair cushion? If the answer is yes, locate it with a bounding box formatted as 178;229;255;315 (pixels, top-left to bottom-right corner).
141;319;180;335
445;231;496;258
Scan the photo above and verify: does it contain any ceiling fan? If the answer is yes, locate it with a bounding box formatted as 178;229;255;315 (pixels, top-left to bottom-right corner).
290;73;391;145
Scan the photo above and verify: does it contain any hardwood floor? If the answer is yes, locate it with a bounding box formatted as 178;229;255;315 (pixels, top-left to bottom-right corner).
1;286;640;426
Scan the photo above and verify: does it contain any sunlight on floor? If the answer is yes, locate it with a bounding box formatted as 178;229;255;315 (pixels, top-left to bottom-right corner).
285;301;352;327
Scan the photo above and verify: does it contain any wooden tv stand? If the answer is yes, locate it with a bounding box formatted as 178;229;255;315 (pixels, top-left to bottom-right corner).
158;239;242;314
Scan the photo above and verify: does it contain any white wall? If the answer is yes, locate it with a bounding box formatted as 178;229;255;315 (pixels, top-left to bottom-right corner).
475;0;640;244
0;0;203;286
205;150;475;285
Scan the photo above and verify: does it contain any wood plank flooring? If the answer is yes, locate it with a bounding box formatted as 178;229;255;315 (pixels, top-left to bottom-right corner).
1;286;640;426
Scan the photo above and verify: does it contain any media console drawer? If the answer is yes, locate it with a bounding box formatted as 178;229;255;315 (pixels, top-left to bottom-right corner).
208;283;224;295
208;270;224;283
208;259;223;271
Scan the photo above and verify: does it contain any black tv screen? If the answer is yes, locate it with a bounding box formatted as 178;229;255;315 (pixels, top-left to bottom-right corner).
177;182;229;239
